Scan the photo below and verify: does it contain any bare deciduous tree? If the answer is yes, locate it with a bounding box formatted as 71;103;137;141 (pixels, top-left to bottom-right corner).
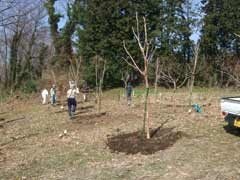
68;57;82;87
123;13;155;139
94;55;106;114
216;57;240;87
0;0;47;89
189;42;200;106
0;0;17;26
158;57;189;92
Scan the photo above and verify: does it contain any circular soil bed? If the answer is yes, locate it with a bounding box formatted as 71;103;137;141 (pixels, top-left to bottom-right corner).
107;127;188;155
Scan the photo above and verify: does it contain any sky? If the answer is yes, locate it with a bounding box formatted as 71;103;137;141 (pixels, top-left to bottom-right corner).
190;0;204;42
55;0;203;43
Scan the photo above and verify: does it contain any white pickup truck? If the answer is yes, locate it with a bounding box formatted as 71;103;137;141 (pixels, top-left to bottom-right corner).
221;97;240;127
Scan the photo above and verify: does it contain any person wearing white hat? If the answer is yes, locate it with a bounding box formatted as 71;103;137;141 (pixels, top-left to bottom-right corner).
67;82;79;119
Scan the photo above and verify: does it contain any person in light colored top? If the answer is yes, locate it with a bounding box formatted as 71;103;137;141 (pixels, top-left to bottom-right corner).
67;83;79;118
41;89;49;104
50;84;57;106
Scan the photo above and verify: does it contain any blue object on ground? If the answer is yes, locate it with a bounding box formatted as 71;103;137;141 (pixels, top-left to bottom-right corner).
193;104;202;113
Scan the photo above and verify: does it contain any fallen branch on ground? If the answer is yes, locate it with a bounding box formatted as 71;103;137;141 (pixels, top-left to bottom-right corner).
0;116;25;126
0;133;39;147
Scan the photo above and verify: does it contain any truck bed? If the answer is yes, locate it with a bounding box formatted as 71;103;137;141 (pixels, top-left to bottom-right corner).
221;97;240;116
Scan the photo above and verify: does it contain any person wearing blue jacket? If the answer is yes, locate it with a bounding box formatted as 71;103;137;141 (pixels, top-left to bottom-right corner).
126;81;132;106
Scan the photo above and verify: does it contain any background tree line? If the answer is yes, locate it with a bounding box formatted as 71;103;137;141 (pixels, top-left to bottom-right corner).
0;0;240;93
0;0;48;93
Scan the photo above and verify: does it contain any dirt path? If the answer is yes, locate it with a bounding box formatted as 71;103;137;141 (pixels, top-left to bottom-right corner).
0;90;240;179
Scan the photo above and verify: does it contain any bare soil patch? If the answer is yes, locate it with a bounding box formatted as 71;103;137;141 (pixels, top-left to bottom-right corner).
107;127;189;155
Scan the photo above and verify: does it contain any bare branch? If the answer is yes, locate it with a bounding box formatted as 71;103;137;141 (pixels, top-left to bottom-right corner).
123;40;144;75
143;17;148;53
135;12;140;42
234;33;240;38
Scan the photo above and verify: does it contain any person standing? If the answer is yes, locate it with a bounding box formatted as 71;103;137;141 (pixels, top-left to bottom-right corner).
50;84;57;106
67;83;79;119
41;89;49;105
82;82;89;102
126;81;132;106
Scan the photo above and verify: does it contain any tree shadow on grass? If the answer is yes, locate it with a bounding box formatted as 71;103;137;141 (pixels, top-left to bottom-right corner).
0;118;5;122
55;105;95;114
72;112;107;125
74;110;91;115
55;109;68;114
79;105;94;110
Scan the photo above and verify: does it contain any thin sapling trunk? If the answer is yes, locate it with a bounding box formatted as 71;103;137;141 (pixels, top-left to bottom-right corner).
123;13;155;139
189;42;200;106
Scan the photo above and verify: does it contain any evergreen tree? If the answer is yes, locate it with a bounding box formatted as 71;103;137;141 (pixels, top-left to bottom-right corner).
45;0;85;65
201;0;240;86
78;0;193;87
44;0;196;87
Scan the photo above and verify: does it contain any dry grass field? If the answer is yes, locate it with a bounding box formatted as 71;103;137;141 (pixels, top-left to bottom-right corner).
1;88;240;179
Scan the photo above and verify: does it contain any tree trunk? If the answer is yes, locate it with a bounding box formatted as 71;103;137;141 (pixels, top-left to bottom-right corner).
220;70;224;88
95;56;106;114
9;33;19;89
97;86;101;114
143;76;150;139
173;81;177;93
3;26;8;88
154;79;158;95
189;72;196;106
97;80;103;114
154;57;160;95
189;43;199;106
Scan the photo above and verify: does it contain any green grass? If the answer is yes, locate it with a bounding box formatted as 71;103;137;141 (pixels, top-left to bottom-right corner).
104;86;240;98
133;88;157;97
0;93;9;103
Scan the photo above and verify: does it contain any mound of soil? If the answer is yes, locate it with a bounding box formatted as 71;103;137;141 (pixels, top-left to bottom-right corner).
107;127;188;155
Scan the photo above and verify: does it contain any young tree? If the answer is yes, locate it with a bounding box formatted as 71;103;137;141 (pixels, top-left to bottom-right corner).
94;55;106;114
68;57;82;87
123;13;155;139
189;42;200;106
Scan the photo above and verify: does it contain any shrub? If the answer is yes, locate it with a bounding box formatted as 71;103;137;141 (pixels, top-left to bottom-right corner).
21;80;38;93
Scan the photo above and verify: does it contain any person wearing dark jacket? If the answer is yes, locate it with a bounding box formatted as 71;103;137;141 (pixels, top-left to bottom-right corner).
67;83;79;119
126;82;132;106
